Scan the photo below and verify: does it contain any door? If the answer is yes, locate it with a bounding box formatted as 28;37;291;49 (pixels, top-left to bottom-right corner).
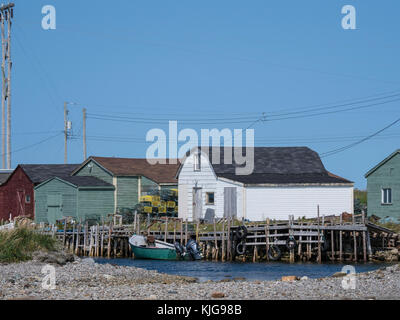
16;190;25;216
192;188;202;221
224;187;237;218
47;193;62;224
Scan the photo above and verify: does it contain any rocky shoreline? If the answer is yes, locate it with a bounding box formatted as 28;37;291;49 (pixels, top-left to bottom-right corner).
0;254;399;300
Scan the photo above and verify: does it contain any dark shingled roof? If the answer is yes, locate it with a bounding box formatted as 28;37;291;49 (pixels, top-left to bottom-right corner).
0;170;12;185
59;176;114;188
191;147;352;185
85;157;179;184
20;164;79;184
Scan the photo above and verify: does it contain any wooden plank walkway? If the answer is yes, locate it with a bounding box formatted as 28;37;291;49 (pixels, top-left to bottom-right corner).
40;211;399;263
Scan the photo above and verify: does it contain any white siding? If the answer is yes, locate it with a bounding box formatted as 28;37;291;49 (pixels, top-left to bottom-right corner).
245;185;354;221
178;152;217;220
216;179;244;219
178;151;353;222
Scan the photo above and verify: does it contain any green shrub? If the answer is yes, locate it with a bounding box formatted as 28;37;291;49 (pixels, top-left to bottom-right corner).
0;227;58;263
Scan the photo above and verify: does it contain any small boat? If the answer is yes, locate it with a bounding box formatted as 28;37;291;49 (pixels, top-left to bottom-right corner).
129;234;202;261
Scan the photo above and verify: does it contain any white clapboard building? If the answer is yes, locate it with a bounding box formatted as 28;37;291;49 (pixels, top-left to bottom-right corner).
177;147;354;222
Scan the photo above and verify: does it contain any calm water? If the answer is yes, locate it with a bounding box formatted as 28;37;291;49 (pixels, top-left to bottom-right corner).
94;258;389;282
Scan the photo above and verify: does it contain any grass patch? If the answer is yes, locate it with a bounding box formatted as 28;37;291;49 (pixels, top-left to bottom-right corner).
0;227;58;263
374;222;400;234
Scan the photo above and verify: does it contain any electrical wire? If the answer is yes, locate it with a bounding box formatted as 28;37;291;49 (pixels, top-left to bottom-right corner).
320;118;400;158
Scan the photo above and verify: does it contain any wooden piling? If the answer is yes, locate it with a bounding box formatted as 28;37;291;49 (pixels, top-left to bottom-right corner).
75;224;81;256
164;217;168;242
71;222;76;253
297;218;302;260
362;211;367;262
331;218;335;261
100;219;104;257
95;225;100;257
265;219;270;262
196;221;200;243
63;218;67;246
185;219;188;245
173;220;176;243
180;218;183;243
317;206;321;264
352;213;357;262
107;223;113;258
221;219;226;262
339;214;343;262
213;218;218;260
227;218;232;261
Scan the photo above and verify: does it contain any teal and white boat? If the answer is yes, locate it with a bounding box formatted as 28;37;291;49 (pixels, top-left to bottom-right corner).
128;234;202;261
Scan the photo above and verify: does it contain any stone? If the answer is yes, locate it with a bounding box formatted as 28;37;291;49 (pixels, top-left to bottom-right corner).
331;272;347;278
233;277;246;281
300;276;309;281
32;251;74;266
211;292;225;298
281;276;298;282
81;258;95;265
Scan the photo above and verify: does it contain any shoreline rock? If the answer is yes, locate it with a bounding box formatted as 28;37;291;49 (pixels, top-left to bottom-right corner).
0;260;398;300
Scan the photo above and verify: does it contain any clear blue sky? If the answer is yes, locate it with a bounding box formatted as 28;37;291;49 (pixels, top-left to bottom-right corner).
9;0;400;188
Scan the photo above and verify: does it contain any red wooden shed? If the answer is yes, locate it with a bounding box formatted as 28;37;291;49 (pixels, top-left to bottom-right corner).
0;164;78;221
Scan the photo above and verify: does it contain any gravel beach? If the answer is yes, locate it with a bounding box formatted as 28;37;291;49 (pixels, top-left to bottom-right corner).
0;257;399;300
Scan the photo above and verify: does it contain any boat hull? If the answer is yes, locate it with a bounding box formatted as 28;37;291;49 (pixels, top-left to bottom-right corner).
130;244;179;260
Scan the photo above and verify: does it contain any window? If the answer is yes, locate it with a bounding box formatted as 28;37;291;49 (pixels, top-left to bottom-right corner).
206;192;215;205
382;188;392;204
194;152;201;171
25;195;31;204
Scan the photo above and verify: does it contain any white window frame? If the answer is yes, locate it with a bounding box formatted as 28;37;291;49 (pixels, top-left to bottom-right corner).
194;152;201;172
206;192;215;205
382;188;392;204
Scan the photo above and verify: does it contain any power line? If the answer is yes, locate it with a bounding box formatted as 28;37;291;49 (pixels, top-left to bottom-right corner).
82;89;400;120
86;94;400;125
52;22;399;86
320;117;400;158
69;131;400;145
0;132;62;158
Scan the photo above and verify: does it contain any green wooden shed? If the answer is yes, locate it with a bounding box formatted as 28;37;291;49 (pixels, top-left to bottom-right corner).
34;176;115;224
365;149;400;221
71;156;179;212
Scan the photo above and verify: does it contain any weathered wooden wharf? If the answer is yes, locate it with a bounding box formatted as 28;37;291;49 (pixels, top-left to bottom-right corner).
49;210;400;264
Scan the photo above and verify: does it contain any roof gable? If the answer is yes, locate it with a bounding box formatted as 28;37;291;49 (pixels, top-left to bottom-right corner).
19;164;79;184
35;176;114;189
365;150;400;178
74;156;180;184
178;146;352;185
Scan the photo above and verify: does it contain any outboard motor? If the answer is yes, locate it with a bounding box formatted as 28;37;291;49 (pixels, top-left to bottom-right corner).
174;241;185;259
186;239;202;260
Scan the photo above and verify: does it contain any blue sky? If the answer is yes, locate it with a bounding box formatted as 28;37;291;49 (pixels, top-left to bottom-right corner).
8;0;400;188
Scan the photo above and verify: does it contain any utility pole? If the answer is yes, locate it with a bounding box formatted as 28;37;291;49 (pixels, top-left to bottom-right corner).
1;11;5;169
64;102;68;164
83;107;86;161
0;3;14;169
